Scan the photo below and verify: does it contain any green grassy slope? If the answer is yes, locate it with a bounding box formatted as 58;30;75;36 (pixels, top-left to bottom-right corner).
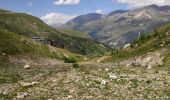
57;29;92;39
0;29;52;57
0;9;111;56
0;29;86;61
111;23;170;63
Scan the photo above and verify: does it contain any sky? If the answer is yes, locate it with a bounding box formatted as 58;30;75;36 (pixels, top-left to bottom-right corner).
0;0;170;25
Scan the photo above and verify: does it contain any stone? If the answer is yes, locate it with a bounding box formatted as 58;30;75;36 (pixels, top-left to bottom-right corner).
105;68;109;72
20;81;38;87
86;83;90;86
2;89;8;95
24;64;30;69
101;80;107;85
16;92;29;99
2;53;6;56
68;95;73;98
109;73;117;79
124;43;131;49
70;90;74;93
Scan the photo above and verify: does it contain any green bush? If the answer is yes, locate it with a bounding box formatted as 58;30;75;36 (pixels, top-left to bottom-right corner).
72;63;80;68
63;57;77;63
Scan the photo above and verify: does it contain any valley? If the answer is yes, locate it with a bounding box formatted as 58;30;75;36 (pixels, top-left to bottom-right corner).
0;4;170;100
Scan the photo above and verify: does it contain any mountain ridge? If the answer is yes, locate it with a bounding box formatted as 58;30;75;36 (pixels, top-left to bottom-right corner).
61;4;170;48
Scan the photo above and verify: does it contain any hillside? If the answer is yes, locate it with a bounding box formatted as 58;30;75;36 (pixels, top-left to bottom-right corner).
62;4;170;48
62;13;103;30
110;23;170;65
0;9;111;56
57;29;92;39
0;29;86;62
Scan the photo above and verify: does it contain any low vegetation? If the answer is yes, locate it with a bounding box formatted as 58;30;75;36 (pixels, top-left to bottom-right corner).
0;29;86;61
111;23;170;63
0;9;111;56
63;56;77;63
57;29;92;39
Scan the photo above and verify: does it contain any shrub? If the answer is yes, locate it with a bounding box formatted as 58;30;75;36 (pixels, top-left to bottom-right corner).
63;57;77;63
72;63;79;68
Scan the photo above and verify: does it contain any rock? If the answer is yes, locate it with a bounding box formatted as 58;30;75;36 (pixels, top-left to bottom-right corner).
147;66;152;69
2;89;8;95
124;43;131;49
24;64;30;69
101;80;107;85
68;95;73;98
2;53;6;56
19;81;38;87
86;83;90;86
105;68;109;72
70;90;74;93
109;73;117;79
16;92;29;99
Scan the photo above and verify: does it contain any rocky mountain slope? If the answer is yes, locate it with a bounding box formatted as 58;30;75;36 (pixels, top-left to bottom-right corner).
62;13;103;30
0;9;111;56
62;4;170;48
110;22;170;68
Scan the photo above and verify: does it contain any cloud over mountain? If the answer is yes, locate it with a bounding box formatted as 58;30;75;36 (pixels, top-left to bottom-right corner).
54;0;80;5
96;9;105;14
41;13;76;25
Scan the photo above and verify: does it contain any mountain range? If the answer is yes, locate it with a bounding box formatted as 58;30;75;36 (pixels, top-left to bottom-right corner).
0;9;111;56
61;4;170;48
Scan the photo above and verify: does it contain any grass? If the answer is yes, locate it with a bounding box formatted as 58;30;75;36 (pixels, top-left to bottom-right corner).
0;29;88;62
57;29;92;39
0;29;53;58
63;56;77;63
111;23;170;63
0;10;112;56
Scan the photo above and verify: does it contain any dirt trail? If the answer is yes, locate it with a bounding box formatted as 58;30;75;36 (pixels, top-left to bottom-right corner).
97;56;111;63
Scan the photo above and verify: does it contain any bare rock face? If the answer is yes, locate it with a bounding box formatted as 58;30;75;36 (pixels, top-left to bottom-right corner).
120;49;166;68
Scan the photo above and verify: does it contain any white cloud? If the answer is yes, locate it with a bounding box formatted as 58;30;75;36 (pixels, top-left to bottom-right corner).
54;0;80;5
96;9;105;14
117;0;170;8
28;2;33;6
41;13;76;25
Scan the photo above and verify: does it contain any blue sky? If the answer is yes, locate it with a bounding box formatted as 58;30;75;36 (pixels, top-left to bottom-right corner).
0;0;170;25
0;0;128;17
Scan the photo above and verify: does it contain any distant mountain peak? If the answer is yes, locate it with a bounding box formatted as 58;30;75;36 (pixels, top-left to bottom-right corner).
143;4;170;11
107;10;128;16
67;13;103;24
145;4;159;8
